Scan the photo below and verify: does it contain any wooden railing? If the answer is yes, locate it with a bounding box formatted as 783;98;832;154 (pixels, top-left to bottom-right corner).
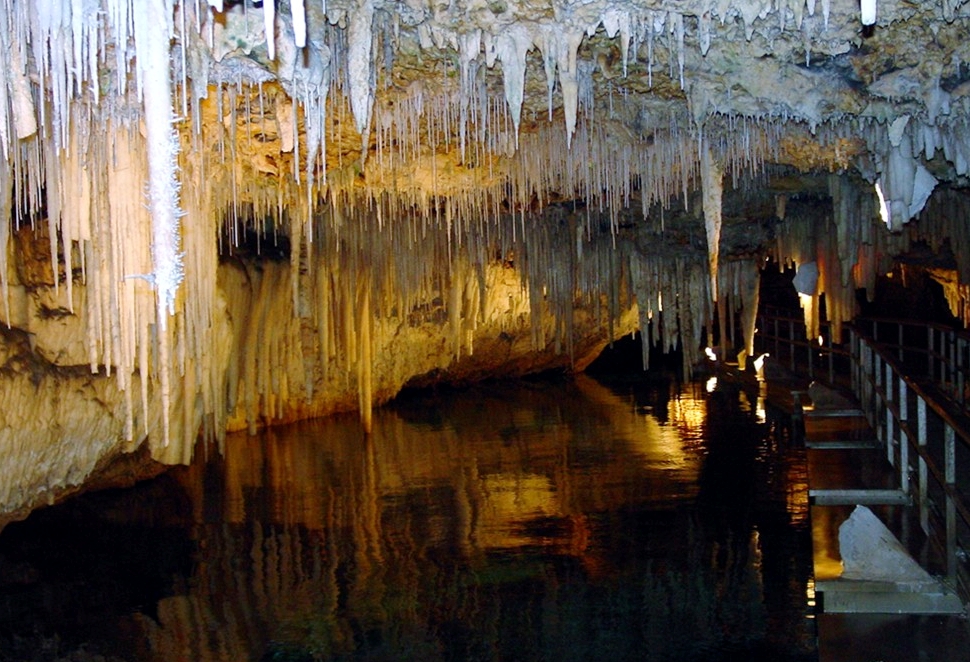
756;308;970;600
754;306;853;386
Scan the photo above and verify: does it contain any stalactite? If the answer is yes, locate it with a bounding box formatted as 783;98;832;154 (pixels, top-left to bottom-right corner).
5;0;969;487
134;0;184;448
700;141;723;302
263;0;276;60
347;0;375;153
556;31;584;148
496;26;530;148
0;160;10;326
358;280;373;434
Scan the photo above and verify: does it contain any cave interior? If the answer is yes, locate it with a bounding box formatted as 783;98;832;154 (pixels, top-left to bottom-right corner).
1;0;970;523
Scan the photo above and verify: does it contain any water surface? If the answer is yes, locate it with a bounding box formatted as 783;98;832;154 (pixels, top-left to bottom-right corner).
0;373;815;661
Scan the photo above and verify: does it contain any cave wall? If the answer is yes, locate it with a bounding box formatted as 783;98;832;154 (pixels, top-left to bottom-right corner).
0;225;640;529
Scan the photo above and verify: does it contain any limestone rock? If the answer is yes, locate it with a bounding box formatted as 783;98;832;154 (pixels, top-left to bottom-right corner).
839;505;934;585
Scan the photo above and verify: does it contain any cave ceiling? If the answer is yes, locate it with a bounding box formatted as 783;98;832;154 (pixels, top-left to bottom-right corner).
4;0;967;224
183;0;967;220
0;0;968;369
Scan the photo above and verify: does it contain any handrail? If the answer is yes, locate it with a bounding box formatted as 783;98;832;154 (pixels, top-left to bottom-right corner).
754;307;853;386
757;308;970;407
756;308;970;602
850;325;970;600
758;309;970;602
854;316;970;408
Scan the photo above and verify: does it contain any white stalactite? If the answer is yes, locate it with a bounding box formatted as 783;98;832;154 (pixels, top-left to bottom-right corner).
0;161;9;327
348;0;375;143
292;0;307;48
701;142;723;302
6;39;37;141
537;27;558;121
557;31;583;148
699;11;712;56
496;25;531;148
134;0;184;447
263;0;276;60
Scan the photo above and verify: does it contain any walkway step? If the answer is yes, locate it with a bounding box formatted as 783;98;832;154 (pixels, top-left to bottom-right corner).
807;447;898;492
805;439;879;449
795;386;959;620
809;488;911;506
804;408;865;418
816;579;964;614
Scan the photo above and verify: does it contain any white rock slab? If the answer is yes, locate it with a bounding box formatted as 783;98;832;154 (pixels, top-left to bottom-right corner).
839;505;933;584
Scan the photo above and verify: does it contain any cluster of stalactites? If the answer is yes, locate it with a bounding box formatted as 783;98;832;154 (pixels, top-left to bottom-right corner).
196;0;882;151
0;0;188;449
215;197;768;433
0;0;946;452
911;188;970;326
0;111;203;462
772;173;912;344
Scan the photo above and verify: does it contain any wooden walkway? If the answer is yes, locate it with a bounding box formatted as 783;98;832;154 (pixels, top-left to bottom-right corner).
794;389;970;661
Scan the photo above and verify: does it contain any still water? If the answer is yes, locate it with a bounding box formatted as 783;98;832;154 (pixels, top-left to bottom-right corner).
0;373;815;662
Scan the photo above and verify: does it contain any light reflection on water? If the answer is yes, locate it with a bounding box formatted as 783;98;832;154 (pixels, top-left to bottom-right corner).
0;374;815;662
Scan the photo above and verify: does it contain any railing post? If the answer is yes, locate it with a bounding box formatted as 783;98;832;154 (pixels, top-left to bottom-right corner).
808;336;814;379
789;319;796;373
873;351;883;432
850;329;859;397
918;396;929;534
898;375;909;495
898;322;904;362
900;423;911;497
828;339;835;385
773;317;780;361
886;362;895;467
928;326;935;381
945;330;955;398
864;343;874;427
958;337;967;406
945;423;957;585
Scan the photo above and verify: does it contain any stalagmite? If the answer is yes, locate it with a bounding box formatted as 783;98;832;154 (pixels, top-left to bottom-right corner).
739;261;760;358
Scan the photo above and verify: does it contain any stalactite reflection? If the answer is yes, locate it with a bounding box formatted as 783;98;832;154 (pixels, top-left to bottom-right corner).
88;375;817;661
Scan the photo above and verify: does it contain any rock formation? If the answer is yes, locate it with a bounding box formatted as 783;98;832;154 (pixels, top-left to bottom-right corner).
2;0;970;525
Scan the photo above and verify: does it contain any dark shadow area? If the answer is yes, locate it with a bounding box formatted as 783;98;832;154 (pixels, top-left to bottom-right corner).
0;475;195;661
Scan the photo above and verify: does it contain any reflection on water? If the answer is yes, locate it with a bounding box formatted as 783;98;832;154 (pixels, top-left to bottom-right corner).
0;374;814;662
